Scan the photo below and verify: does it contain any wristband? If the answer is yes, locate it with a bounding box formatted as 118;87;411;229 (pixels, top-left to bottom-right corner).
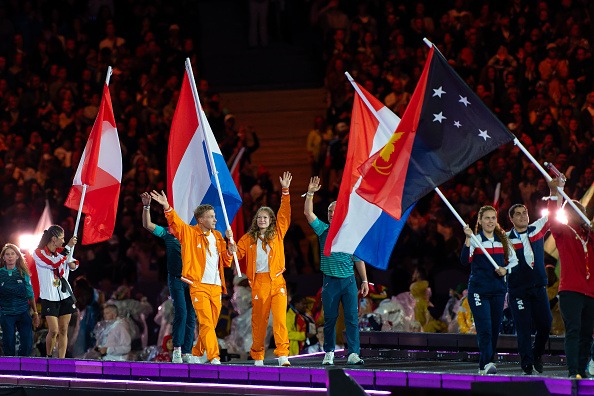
361;280;368;284
164;206;173;213
143;206;150;210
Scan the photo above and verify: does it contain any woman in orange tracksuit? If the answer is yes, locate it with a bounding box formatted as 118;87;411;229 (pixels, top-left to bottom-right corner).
229;171;292;367
150;190;234;365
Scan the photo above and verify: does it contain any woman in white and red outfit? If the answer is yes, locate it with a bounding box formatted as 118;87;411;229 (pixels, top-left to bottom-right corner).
32;225;78;358
548;177;594;378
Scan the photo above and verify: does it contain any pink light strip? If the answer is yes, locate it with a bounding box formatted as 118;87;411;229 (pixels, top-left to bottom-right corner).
0;373;391;395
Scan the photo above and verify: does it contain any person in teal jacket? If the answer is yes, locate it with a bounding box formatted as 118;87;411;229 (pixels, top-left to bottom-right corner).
0;243;40;356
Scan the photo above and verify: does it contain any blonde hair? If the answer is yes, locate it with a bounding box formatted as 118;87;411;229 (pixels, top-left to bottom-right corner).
474;205;511;264
1;243;31;278
246;206;277;244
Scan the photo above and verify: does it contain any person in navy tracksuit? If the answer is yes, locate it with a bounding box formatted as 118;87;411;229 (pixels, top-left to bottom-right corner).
461;205;518;375
507;203;552;375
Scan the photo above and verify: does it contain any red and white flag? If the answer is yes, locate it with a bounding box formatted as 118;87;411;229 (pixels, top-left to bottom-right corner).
64;84;122;245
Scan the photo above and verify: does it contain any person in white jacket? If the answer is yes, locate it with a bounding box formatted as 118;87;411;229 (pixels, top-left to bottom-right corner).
94;304;131;361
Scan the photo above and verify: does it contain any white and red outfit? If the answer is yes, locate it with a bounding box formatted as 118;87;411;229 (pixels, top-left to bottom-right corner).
33;247;78;303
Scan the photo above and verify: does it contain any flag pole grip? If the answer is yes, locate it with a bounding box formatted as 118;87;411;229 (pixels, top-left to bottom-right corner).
434;187;500;270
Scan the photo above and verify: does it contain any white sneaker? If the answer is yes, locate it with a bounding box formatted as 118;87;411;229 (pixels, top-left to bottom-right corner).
322;351;334;365
210;358;221;365
484;362;497;374
589;359;594;377
254;359;264;366
187;353;208;364
347;353;364;365
172;348;182;363
278;356;291;366
181;353;192;363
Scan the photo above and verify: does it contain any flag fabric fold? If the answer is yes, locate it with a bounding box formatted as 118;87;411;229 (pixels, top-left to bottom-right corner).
356;47;515;220
64;84;122;245
167;70;242;233
324;82;412;270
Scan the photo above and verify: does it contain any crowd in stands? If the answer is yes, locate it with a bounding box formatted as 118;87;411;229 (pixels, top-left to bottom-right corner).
0;0;593;359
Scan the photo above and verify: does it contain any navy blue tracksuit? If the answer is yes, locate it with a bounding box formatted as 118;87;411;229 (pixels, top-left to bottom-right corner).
461;232;518;370
507;217;552;370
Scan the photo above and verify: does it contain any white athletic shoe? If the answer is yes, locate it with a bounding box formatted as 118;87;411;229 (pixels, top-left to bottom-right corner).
254;360;264;366
187;353;208;364
181;353;192;363
171;349;182;363
210;358;221;365
347;353;364;365
278;356;291;366
484;362;497;374
322;351;334;365
588;359;594;377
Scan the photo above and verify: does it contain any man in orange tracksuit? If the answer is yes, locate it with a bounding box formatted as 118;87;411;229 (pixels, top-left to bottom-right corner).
229;171;292;367
150;190;233;365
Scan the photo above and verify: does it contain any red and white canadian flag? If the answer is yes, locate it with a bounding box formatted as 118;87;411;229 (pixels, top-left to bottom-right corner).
64;83;122;245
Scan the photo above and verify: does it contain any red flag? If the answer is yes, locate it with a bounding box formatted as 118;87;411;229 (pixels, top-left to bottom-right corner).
64;84;122;245
356;47;514;219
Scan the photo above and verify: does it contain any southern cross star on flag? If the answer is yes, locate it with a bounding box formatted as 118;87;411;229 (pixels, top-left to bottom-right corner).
356;46;515;220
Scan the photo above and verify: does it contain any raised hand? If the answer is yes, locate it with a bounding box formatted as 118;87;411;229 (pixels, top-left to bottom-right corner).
140;192;151;206
150;190;170;209
308;176;321;194
280;171;292;189
67;236;78;248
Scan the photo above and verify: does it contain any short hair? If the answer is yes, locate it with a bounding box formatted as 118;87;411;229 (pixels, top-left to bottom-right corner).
508;203;527;219
194;204;214;220
328;201;337;211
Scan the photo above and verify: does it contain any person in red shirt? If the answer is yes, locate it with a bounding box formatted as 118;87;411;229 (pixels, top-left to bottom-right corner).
548;177;594;378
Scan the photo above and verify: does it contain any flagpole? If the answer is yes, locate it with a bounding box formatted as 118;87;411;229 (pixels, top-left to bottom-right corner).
69;66;113;261
230;147;246;174
346;71;500;270
184;59;242;275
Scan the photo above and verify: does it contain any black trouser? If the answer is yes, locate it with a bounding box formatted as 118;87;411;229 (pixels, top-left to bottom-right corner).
559;291;594;376
509;286;552;368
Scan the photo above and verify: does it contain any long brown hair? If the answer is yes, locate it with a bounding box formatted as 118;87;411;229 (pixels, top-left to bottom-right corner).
0;243;31;278
474;205;511;263
246;207;277;244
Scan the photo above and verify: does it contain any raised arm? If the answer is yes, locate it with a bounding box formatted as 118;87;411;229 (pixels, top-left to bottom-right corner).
150;190;190;241
304;176;321;223
277;171;293;236
141;192;156;232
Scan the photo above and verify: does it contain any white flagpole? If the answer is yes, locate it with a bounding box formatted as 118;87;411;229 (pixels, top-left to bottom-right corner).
230;147;246;174
69;66;113;262
184;59;242;275
346;71;500;269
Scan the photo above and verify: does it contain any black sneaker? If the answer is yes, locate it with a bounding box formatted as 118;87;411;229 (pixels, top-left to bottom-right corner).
533;355;543;373
521;364;533;375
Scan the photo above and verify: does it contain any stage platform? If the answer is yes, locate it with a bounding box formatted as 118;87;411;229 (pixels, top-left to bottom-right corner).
0;333;589;396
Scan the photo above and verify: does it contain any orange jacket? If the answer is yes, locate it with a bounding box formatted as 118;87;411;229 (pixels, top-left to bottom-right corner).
165;208;232;293
236;193;290;284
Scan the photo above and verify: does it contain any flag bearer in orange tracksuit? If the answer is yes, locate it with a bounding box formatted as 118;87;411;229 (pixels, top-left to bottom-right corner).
150;190;234;365
228;171;292;367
